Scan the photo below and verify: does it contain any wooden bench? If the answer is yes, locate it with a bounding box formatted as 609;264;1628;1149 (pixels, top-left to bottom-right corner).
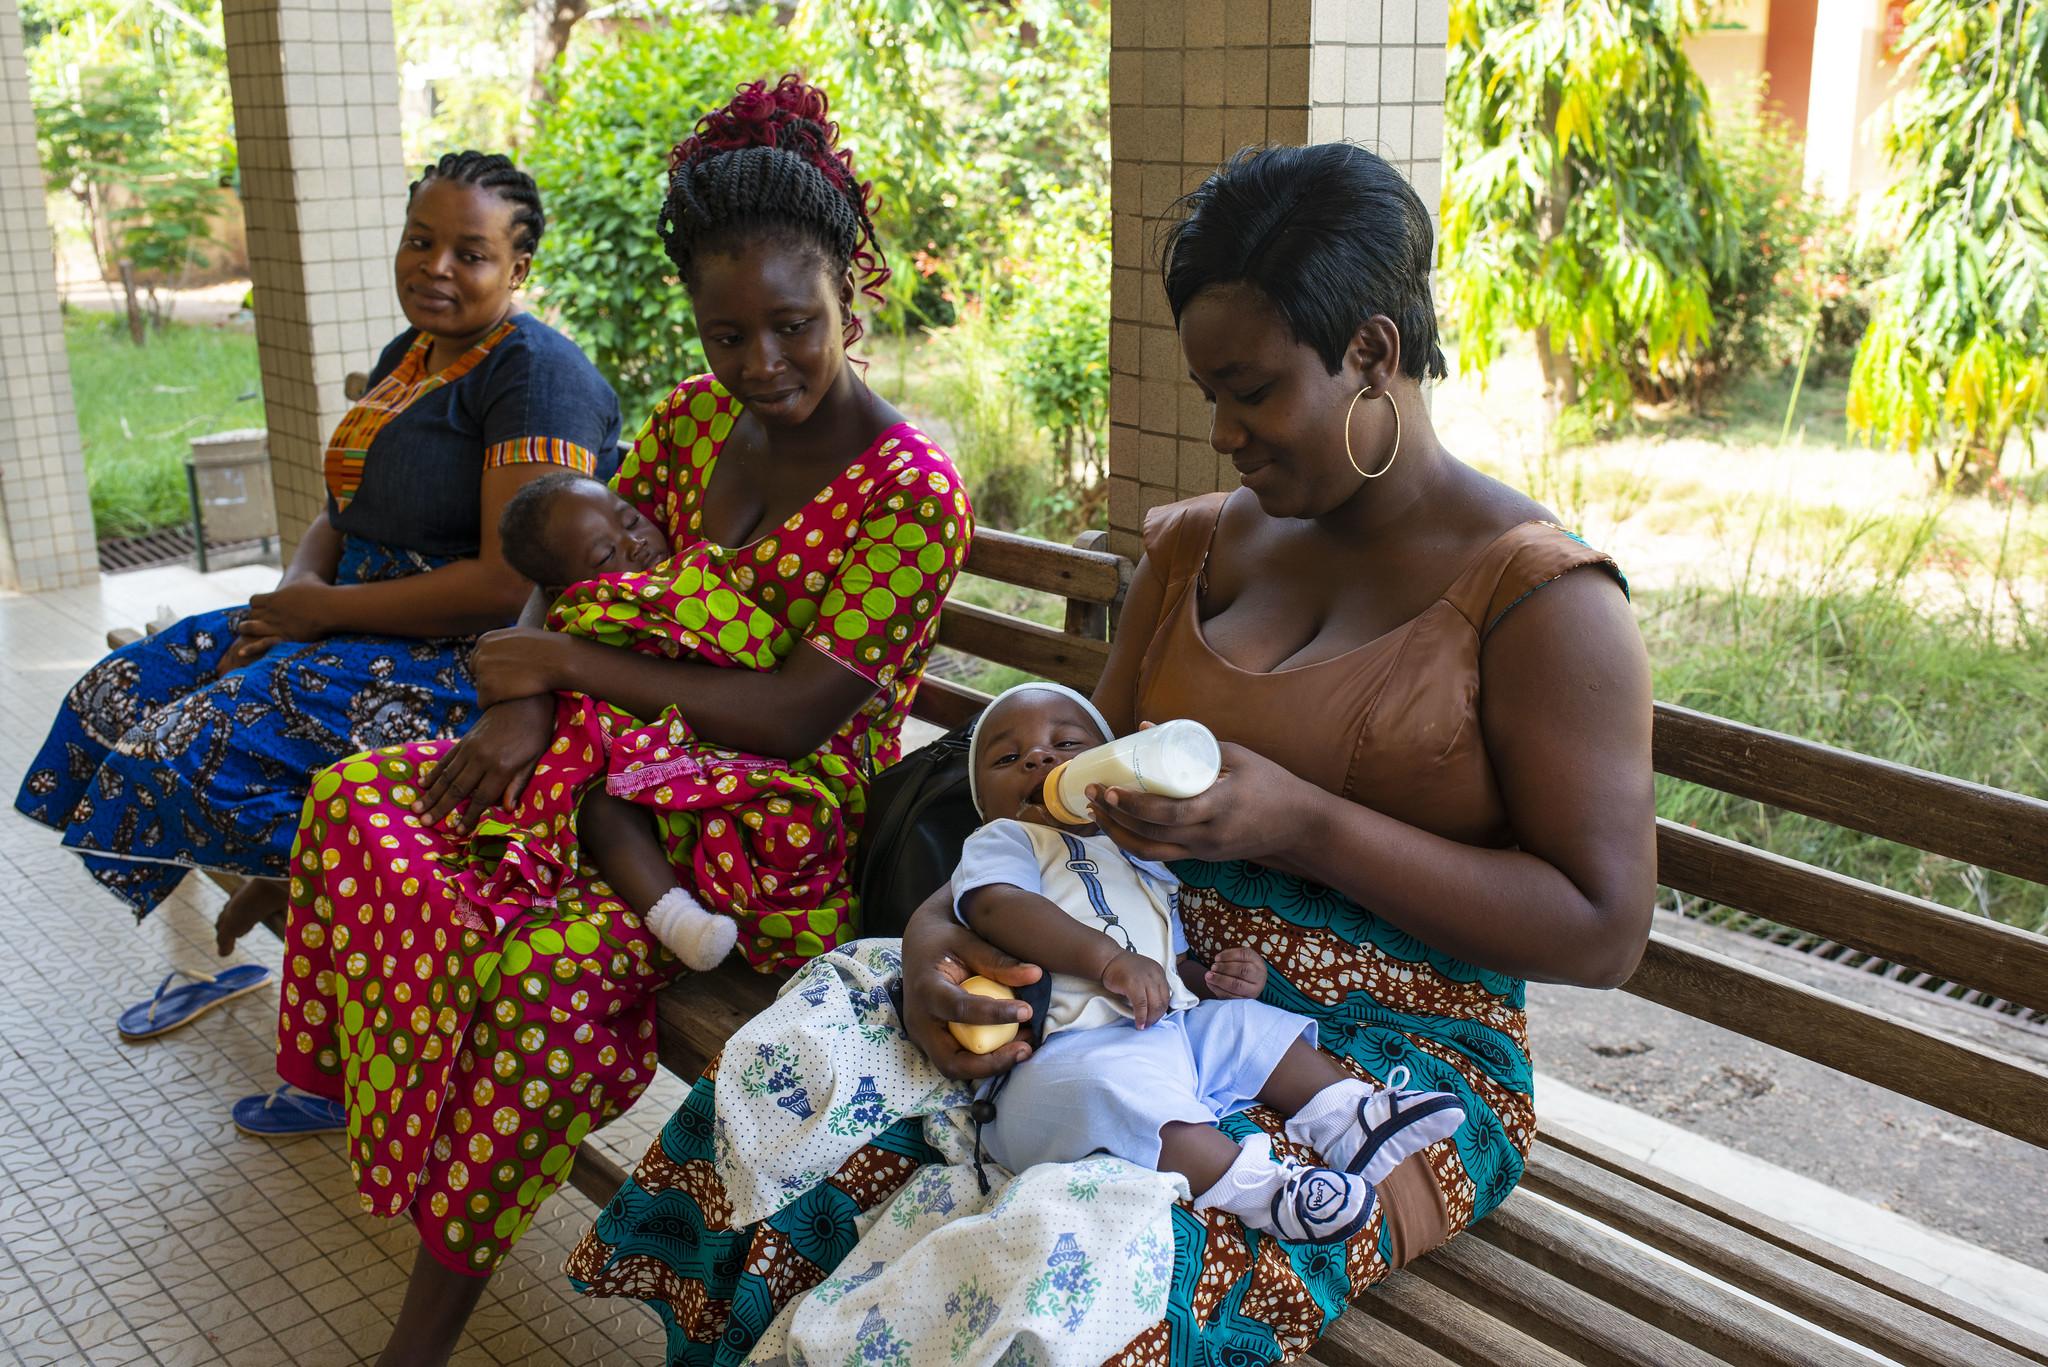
563;524;2048;1364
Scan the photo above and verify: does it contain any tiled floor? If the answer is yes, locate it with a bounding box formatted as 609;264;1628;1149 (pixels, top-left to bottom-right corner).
0;565;678;1365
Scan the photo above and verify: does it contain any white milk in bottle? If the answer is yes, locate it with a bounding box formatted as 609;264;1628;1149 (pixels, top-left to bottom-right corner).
1040;719;1222;825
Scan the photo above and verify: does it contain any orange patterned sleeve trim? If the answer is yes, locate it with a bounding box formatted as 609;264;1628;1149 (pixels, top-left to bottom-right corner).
483;437;598;474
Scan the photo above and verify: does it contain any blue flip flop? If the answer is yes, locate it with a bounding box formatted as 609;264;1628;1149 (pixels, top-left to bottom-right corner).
116;965;272;1041
232;1085;348;1138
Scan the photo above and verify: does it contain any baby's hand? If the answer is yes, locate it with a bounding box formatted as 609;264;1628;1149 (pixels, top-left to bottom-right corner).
1205;945;1268;1000
1101;950;1172;1028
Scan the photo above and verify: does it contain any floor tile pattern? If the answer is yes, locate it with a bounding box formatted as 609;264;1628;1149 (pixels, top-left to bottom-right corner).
0;564;676;1365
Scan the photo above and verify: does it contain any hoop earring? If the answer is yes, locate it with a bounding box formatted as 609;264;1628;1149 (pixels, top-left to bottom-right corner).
1344;387;1402;479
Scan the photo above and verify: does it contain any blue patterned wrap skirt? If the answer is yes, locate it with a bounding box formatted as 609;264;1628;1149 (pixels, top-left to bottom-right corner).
14;537;482;917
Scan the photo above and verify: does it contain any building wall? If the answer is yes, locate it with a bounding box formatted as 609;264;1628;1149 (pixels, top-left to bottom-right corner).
1805;0;1911;209
0;0;97;591
1105;0;1450;561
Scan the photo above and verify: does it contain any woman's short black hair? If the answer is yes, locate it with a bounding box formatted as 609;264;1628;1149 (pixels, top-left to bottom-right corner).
1161;143;1447;382
409;151;546;254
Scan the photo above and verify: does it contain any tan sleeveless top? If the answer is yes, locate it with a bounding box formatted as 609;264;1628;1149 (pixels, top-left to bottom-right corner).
1124;494;1625;852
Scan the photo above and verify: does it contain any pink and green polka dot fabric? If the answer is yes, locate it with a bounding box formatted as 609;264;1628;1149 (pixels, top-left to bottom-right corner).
271;375;970;1276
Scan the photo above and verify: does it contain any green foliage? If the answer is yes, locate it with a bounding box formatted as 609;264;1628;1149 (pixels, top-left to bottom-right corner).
1646;548;2046;931
1634;94;1815;400
919;294;1057;532
1847;0;2048;486
1630;93;1886;401
524;8;805;420
1442;0;1736;426
27;0;234;290
1011;194;1110;485
526;0;1110;508
62;314;265;536
393;0;528;169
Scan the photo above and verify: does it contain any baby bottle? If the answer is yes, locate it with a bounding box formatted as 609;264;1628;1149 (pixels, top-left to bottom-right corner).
1040;719;1222;825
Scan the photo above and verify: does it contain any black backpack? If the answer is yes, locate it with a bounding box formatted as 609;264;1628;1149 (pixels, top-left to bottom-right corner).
854;721;978;939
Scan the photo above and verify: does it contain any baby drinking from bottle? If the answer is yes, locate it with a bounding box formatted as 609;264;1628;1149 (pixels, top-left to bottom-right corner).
952;682;1467;1244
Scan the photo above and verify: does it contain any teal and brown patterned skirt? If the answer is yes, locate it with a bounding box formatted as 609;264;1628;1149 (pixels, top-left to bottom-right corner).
567;857;1534;1365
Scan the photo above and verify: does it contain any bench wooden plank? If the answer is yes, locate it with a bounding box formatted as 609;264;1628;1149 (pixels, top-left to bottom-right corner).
1539;1125;2048;1366
964;528;1125;605
568;1140;630;1208
1412;1224;1726;1367
1303;1307;1463;1367
1623;931;2048;1149
1657;819;2048;1014
1653;702;2048;885
936;601;1111;692
1345;1269;1588;1366
654;963;781;1081
1478;1192;1875;1367
1521;1139;2040;1367
911;676;993;731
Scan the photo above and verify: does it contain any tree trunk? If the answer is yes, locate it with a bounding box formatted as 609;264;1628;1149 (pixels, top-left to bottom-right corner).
118;259;146;347
1534;83;1578;425
529;0;590;108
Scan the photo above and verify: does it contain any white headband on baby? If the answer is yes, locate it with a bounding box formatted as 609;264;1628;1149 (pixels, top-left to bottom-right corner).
966;681;1112;818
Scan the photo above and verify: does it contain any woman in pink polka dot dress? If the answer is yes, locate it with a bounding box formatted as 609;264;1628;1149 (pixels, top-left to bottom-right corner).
250;75;972;1365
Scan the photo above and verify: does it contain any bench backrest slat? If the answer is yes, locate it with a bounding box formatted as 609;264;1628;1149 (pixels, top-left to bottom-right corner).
1627;932;2048;1149
935;601;1111;692
1657;821;2048;1015
1654;702;2048;885
962;527;1126;607
909;675;990;731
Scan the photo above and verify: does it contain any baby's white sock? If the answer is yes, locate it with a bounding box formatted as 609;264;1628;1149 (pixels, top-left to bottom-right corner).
645;886;738;971
1193;1133;1376;1245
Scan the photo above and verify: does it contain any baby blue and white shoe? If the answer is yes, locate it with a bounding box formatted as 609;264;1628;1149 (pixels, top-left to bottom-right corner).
1196;1133;1378;1245
1284;1066;1467;1184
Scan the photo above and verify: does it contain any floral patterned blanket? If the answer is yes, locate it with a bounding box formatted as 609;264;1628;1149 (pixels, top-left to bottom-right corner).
714;941;1186;1367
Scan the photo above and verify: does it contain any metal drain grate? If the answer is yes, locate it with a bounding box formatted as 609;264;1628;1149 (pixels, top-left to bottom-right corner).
98;528;198;573
97;528;273;575
1672;897;2048;1037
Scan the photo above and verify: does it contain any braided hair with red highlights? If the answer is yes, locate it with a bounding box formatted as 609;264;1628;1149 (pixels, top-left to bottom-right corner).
659;74;890;349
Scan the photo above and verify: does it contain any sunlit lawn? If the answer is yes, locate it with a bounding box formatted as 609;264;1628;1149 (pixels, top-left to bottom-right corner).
65;312;266;538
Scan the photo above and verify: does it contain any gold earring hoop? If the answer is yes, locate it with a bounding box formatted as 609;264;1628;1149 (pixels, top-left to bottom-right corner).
1344;387;1402;479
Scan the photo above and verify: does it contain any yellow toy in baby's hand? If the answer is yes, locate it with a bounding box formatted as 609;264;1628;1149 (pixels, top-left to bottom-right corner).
946;975;1020;1054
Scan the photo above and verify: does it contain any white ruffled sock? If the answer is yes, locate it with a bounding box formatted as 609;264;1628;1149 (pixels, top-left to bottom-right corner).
645;886;738;971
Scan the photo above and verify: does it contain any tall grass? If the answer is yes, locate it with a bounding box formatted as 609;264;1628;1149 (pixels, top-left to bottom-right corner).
64;312;265;537
1645;508;2047;932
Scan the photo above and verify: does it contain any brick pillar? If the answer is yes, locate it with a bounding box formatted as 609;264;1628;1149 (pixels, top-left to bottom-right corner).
1106;0;1449;559
221;0;407;549
0;0;98;590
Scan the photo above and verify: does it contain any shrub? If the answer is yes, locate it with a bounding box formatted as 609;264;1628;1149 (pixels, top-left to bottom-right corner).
1627;93;1893;402
1443;0;1736;428
1010;188;1109;488
1627;95;1816;402
524;10;806;420
1847;0;2048;487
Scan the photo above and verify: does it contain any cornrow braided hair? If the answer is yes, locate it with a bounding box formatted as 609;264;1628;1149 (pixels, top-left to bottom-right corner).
410;151;546;254
659;74;890;348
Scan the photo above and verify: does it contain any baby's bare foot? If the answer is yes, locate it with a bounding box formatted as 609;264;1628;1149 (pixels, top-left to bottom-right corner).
217;878;289;956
